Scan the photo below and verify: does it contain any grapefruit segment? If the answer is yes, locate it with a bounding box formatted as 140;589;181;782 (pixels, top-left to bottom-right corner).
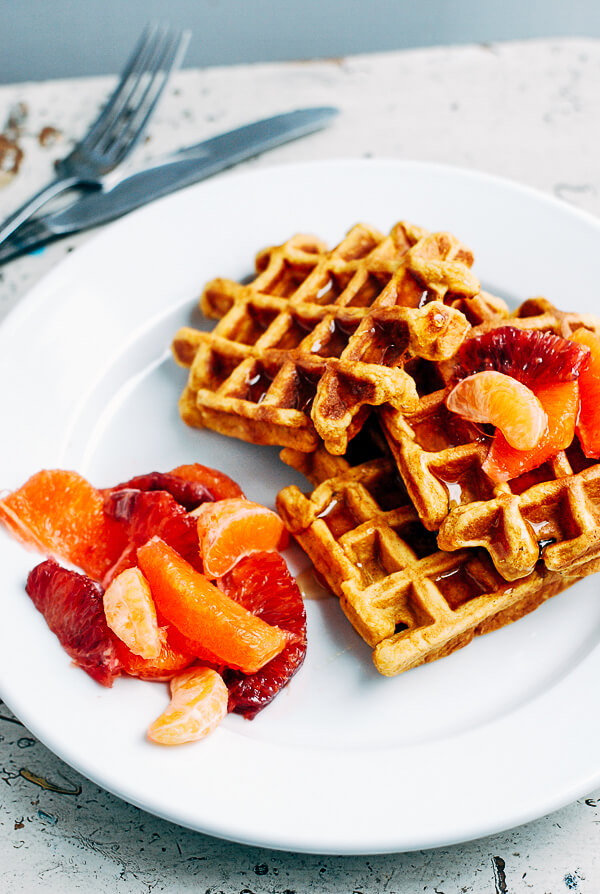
136;537;290;674
446;371;547;450
570;327;600;458
147;667;229;745
103;567;161;659
195;498;288;578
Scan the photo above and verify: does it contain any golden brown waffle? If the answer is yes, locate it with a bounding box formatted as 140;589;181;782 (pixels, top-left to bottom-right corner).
380;298;600;580
172;222;480;454
276;445;595;676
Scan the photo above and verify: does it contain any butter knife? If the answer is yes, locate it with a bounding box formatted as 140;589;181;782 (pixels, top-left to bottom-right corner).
0;107;338;264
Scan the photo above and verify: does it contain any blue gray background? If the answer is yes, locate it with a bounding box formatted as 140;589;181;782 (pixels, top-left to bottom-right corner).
2;0;600;83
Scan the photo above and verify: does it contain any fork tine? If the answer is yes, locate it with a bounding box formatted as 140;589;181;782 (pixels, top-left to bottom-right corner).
79;23;161;150
103;29;190;165
80;23;168;152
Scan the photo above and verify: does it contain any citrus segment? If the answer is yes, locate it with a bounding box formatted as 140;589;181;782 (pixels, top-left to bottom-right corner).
116;634;196;681
106;471;216;511
446;371;547;450
195;498;288;578
218;552;307;718
571;327;600;458
147;667;229;745
169;463;245;501
25;559;122;687
483;381;579;483
102;489;200;586
136;537;290;673
103;567;161;659
0;470;126;580
454;326;590;386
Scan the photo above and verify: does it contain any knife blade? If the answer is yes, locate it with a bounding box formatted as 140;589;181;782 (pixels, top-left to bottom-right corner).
0;106;338;264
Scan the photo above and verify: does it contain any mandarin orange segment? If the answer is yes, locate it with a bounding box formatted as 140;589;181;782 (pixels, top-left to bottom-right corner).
194;498;288;578
137;537;289;674
483;381;579;483
0;470;126;580
570;327;600;458
103;567;162;659
446;371;547;450
147;667;229;745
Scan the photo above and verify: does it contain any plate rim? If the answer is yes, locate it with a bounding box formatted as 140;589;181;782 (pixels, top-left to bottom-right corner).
1;156;600;855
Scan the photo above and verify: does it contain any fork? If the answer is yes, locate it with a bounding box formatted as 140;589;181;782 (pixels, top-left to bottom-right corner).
0;23;190;249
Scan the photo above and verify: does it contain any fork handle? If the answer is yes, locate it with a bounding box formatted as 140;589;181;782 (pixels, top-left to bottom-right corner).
0;175;82;248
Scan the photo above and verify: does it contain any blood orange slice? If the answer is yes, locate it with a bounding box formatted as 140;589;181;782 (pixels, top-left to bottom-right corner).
26;559;122;687
169;463;244;501
446;371;547;450
102;488;200;586
137;537;290;674
0;470;126;580
218;552;307;718
571;327;600;458
195;498;288;578
147;667;229;745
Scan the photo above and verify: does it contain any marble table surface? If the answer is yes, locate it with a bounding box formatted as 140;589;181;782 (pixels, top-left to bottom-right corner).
1;37;599;893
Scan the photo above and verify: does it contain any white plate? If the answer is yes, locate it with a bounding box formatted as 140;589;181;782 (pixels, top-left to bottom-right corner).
1;159;600;855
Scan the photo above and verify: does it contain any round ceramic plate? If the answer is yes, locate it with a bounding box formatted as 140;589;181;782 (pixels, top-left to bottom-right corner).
1;159;600;855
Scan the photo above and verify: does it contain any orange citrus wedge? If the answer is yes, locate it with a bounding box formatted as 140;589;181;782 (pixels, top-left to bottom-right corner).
0;469;126;579
570;327;600;458
446;371;547;450
147;667;229;745
195;498;288;578
137;537;289;673
103;567;162;659
483;381;579;483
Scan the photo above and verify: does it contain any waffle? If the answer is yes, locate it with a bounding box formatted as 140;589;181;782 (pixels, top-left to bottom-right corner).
380;298;600;580
172;221;481;454
276;444;597;676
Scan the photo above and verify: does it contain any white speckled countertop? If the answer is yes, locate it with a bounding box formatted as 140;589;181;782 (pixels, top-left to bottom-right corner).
1;38;599;893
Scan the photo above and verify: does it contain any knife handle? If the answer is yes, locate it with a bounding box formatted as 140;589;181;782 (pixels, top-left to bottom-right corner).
0;219;55;265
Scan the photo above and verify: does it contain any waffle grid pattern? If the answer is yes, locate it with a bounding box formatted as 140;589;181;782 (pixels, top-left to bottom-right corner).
172;222;480;454
381;298;600;580
276;450;586;675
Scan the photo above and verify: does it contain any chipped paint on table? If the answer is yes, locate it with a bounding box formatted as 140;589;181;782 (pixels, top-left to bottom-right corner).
1;37;600;892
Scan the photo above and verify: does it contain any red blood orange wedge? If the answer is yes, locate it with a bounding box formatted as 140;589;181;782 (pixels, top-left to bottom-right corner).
483;381;579;483
195;498;288;578
103;567;161;659
449;326;590;483
570;327;600;458
454;326;590;386
169;463;245;501
218;551;307;718
147;667;229;745
102;488;200;586
446;371;547;450
137;537;290;674
26;559;122;687
106;471;217;511
0;470;126;580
